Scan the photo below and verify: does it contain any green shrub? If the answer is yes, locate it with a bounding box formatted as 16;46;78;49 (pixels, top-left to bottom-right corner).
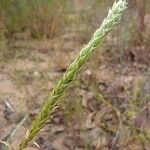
0;0;67;38
0;0;28;36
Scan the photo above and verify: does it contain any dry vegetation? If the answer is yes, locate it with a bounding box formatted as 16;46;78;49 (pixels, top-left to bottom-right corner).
0;0;150;150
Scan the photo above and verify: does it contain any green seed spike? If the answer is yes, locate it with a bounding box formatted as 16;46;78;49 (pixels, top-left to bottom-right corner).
19;0;127;149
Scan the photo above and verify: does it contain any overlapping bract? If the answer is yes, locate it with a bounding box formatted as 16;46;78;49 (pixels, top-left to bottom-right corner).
19;0;127;149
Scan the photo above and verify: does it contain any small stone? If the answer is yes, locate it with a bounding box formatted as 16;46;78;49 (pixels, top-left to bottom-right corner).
34;71;40;77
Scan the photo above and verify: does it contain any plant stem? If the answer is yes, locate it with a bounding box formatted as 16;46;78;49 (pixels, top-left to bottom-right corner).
19;0;127;149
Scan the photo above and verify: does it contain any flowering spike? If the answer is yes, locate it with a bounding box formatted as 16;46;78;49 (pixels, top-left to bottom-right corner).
19;0;127;149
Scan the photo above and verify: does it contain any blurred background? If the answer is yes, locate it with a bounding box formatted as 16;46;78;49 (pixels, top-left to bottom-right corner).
0;0;150;149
